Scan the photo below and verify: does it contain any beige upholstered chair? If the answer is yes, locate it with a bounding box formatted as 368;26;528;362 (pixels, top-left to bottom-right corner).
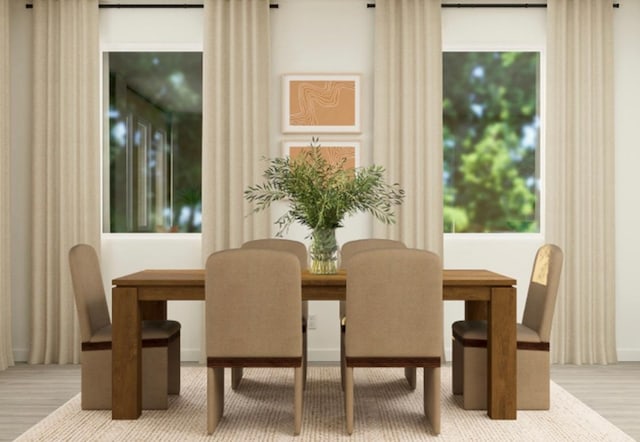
339;239;407;388
68;244;181;410
343;248;443;435
240;238;308;388
206;248;304;435
451;243;564;410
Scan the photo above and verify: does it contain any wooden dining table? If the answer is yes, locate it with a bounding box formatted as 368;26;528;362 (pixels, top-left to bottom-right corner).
111;268;517;421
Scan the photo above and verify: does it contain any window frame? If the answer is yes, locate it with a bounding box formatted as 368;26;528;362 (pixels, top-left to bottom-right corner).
442;8;546;238
99;6;203;235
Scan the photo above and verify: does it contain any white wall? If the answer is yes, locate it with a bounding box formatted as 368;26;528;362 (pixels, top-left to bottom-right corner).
9;0;640;362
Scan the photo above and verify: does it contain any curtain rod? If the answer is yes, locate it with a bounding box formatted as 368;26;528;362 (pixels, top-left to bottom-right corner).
24;2;620;10
367;2;619;8
26;3;280;9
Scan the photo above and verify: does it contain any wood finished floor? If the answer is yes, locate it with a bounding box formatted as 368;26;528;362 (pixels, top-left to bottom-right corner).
0;362;638;441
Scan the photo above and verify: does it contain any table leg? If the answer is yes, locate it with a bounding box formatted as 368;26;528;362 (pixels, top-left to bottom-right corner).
112;287;142;419
487;286;517;419
464;300;488;320
141;300;167;320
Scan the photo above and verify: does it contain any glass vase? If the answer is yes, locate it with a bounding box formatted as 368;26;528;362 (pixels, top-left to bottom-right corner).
309;228;339;274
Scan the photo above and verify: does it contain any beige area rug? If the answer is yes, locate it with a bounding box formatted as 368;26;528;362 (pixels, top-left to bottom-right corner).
16;366;633;441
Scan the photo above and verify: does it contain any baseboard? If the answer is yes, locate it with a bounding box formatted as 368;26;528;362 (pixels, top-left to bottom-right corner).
308;349;340;362
12;348;29;362
617;349;640;361
181;348;204;362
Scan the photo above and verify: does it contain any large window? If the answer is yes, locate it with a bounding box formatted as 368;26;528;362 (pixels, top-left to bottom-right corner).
104;52;202;233
443;51;540;233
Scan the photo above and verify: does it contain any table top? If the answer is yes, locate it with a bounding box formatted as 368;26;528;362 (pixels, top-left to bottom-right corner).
112;268;516;287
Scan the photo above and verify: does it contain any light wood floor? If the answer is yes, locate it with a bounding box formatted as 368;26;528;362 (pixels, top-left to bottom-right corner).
0;362;638;441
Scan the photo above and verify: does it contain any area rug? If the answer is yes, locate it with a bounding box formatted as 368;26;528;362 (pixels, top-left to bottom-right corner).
15;366;633;441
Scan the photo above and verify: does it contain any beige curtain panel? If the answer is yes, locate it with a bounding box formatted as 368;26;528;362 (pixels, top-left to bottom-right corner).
0;0;14;371
373;0;443;256
546;0;617;364
30;0;101;364
201;0;271;262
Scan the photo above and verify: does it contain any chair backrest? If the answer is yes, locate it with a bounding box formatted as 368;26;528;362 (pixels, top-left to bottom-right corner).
521;244;564;342
241;238;308;269
345;248;443;358
205;248;302;358
68;244;111;342
341;239;406;268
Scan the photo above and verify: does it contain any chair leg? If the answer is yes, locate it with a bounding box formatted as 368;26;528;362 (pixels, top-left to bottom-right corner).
452;338;463;395
303;329;308;390
81;349;112;410
462;346;487;410
303;302;309;390
340;329;346;391
345;366;354;435
141;346;168;409
517;349;550;410
424;366;441;434
405;367;417;390
231;367;243;390
294;366;303;435
168;334;180;395
207;367;224;434
339;303;346;391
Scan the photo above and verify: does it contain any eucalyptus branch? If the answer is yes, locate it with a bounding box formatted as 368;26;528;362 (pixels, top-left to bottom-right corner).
244;138;405;236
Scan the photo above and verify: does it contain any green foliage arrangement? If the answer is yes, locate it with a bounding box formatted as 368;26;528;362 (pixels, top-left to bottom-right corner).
244;138;405;236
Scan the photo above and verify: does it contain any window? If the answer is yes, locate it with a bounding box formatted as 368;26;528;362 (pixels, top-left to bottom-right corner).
104;52;202;233
443;51;540;233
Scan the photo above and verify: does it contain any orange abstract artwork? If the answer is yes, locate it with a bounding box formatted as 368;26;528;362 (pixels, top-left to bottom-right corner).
289;146;357;171
289;80;356;127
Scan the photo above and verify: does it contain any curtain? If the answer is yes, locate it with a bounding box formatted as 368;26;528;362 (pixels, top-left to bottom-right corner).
546;0;616;364
0;0;14;371
201;0;271;263
29;0;101;364
373;0;443;257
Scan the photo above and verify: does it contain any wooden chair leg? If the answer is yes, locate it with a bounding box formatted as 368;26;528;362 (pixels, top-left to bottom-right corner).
345;366;354;435
294;366;303;435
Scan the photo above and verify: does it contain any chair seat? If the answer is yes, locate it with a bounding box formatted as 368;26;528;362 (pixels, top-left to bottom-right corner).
452;320;542;345
87;320;181;345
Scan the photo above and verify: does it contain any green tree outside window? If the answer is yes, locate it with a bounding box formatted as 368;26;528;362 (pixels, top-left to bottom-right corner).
443;52;540;233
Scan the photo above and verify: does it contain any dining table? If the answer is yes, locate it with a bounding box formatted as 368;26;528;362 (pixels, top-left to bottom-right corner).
111;268;517;421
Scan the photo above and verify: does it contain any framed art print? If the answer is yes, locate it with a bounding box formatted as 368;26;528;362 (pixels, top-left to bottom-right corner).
282;74;361;133
284;140;360;170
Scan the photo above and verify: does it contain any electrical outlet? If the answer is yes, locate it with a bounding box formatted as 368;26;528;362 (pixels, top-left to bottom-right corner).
307;314;317;330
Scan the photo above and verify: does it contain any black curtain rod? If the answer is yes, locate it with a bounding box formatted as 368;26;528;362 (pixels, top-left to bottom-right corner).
367;2;619;8
25;2;620;10
26;3;279;9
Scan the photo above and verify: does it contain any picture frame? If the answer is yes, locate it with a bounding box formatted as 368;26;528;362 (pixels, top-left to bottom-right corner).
284;140;360;170
282;74;361;133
